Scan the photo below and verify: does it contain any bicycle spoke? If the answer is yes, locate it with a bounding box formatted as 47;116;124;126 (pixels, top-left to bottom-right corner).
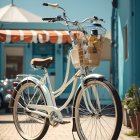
28;88;39;104
21;91;28;106
96;119;105;140
36;94;41;105
87;117;94;140
84;117;92;133
101;103;114;112
100;117;114;131
13;82;49;140
98;119;110;138
75;80;120;140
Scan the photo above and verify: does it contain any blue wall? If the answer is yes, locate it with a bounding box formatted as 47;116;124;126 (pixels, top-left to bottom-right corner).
118;0;132;98
117;0;140;98
134;0;140;87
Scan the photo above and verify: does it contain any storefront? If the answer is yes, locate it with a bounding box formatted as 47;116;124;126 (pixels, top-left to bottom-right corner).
0;24;79;90
0;3;111;99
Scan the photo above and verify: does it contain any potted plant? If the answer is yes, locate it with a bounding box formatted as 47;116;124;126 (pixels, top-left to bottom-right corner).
127;98;137;132
122;97;132;127
122;85;136;128
133;87;140;137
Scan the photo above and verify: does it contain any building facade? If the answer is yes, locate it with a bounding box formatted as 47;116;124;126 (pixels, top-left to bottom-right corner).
112;0;140;99
0;21;74;94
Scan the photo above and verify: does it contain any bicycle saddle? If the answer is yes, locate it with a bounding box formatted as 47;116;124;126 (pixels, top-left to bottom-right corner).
31;57;54;68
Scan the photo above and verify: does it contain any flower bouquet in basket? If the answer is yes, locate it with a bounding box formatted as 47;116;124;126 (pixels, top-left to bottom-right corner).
70;20;106;69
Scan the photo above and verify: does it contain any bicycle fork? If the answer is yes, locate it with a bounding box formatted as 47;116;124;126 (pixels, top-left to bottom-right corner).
80;75;101;115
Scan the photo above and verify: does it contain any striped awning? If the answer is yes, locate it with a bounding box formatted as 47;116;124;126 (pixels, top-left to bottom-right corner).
0;30;83;44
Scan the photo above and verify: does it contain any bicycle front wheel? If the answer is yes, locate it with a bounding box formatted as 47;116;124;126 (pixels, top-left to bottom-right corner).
13;80;49;140
74;79;122;140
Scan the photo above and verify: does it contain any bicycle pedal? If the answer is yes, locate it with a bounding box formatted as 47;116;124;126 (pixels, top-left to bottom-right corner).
60;120;71;125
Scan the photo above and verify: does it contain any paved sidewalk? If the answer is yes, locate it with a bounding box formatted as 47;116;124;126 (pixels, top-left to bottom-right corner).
0;114;140;140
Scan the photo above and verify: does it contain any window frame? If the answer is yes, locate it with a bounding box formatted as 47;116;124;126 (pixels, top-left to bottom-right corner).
124;24;128;60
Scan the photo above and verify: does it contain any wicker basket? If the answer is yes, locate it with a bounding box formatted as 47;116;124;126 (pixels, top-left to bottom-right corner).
70;36;103;69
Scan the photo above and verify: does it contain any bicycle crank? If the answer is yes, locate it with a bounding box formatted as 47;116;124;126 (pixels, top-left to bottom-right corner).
49;111;70;126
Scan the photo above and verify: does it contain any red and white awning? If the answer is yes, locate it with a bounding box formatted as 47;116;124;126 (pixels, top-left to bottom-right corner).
0;30;83;44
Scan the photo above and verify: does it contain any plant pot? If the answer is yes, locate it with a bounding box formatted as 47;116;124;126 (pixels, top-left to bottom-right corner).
123;107;131;127
135;111;140;137
129;116;137;132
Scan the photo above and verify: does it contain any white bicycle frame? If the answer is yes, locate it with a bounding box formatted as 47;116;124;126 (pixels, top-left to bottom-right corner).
24;52;101;122
20;13;102;121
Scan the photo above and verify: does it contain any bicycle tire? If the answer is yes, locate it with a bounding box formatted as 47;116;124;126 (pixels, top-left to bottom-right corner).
13;80;49;140
74;79;122;140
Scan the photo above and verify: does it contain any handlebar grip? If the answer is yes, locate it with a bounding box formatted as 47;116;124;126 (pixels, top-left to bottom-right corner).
93;16;105;22
42;18;55;21
43;3;59;8
100;19;105;22
94;16;98;20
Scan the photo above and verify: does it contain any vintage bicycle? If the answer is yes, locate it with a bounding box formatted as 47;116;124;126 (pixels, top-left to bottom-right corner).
10;2;122;140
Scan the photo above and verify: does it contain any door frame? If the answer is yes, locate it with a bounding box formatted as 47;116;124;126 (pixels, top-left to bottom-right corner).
0;43;29;79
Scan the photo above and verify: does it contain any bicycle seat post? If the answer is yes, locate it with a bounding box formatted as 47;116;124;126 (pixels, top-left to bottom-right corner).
44;67;56;106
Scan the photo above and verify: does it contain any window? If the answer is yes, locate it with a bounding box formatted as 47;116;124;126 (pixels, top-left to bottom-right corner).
124;25;128;60
5;47;23;79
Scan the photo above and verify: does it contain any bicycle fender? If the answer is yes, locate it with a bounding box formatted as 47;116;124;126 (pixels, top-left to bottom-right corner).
9;81;22;108
83;73;105;83
9;76;53;108
72;73;105;132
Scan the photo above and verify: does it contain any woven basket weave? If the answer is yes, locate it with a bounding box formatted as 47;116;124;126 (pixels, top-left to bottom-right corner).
70;36;103;69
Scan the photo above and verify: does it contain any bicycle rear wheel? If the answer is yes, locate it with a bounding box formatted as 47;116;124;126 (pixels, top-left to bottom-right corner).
13;80;49;140
74;79;122;140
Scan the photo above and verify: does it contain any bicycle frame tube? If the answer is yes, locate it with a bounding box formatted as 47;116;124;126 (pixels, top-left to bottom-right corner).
43;56;99;113
52;55;71;95
58;77;78;111
63;12;76;49
41;54;81;110
29;55;99;116
24;64;100;120
83;83;101;113
79;70;94;114
30;17;100;114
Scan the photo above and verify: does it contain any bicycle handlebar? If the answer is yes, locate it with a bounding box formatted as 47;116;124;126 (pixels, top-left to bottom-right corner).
43;3;59;8
42;2;105;25
42;16;105;25
43;2;65;12
42;17;56;22
42;15;63;22
78;17;105;24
